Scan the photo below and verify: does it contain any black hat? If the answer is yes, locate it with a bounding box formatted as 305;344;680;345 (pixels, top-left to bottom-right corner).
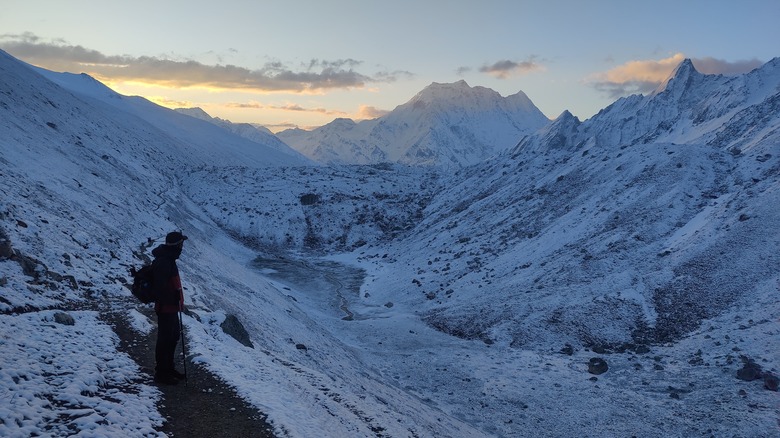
165;231;188;246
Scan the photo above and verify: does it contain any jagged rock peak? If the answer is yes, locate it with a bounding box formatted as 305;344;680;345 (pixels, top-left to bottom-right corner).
554;109;579;124
652;58;702;96
673;58;699;77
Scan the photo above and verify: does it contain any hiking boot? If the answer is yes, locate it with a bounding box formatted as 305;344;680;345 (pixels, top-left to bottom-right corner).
170;369;186;380
154;373;179;385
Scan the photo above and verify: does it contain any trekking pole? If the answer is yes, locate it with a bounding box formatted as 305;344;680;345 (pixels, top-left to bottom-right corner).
179;310;188;385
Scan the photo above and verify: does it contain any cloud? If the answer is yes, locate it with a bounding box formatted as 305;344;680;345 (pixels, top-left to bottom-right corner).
373;69;415;82
356;105;389;120
148;97;194;108
264;122;301;132
588;53;764;98
478;57;543;79
224;101;348;116
222;100;387;123
455;66;472;76
689;56;763;75
0;33;394;92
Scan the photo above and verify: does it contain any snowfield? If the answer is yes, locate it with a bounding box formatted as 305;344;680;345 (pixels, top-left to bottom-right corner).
1;49;779;437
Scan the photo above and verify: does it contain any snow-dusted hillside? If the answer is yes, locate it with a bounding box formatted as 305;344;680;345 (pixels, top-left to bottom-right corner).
0;50;481;437
278;80;550;168
186;59;780;435
32;64;312;168
2;47;778;438
180;163;440;253
382;57;780;348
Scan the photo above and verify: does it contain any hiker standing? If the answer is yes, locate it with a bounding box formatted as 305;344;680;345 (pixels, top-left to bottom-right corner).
152;231;187;385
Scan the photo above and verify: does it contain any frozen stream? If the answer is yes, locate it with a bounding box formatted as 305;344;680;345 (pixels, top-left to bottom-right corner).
252;255;366;321
249;253;517;434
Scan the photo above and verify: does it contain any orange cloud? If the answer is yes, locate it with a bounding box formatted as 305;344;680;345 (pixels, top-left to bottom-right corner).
0;33;394;93
356;105;389;120
597;53;686;85
223;101;348;116
146;96;194;108
587;53;763;98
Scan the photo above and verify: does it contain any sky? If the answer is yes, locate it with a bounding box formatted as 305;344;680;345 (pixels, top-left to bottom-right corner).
1;0;778;132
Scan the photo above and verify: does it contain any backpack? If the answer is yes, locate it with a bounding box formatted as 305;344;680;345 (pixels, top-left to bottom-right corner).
130;265;156;304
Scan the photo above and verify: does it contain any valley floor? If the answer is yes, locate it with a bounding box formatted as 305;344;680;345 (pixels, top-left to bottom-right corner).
1;246;778;437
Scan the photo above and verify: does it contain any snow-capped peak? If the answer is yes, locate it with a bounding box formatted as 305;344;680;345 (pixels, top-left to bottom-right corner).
406;80;505;113
281;80;550;167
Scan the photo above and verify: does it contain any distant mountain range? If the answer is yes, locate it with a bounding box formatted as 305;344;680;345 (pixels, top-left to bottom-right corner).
276;80;550;167
174;107;309;162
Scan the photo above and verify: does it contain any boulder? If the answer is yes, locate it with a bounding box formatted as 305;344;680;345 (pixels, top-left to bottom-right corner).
736;357;763;381
53;311;75;326
588;357;608;375
220;314;254;349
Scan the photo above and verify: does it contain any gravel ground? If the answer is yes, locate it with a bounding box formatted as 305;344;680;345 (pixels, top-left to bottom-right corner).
102;304;276;438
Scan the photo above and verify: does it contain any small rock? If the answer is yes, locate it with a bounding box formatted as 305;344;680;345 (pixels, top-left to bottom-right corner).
588;357;608;375
560;344;574;356
764;374;779;391
53;312;75;326
384;302;394;308
634;344;650;354
295;343;307;351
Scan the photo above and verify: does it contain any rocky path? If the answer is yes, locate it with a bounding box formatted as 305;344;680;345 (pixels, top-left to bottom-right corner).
101;304;276;437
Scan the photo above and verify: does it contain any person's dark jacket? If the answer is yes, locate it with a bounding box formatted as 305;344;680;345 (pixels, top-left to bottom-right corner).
151;244;184;314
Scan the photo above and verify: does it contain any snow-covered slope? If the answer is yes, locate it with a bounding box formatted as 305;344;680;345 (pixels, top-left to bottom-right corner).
2;48;778;438
373;58;780;345
278;80;550;167
0;50;481;437
173;60;779;436
32;65;311;168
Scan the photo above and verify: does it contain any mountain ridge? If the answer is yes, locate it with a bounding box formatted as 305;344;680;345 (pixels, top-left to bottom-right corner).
278;79;550;167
